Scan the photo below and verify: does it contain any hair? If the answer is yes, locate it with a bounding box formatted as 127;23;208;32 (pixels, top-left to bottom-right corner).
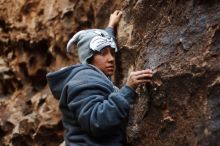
86;47;116;64
86;50;97;64
87;56;93;64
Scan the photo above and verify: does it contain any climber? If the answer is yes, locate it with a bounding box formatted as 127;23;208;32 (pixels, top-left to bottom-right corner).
46;10;153;146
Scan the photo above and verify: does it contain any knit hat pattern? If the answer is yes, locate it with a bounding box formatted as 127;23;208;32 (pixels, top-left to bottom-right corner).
67;29;117;64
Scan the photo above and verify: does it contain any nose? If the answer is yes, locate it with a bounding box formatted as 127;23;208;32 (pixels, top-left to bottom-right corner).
107;52;115;62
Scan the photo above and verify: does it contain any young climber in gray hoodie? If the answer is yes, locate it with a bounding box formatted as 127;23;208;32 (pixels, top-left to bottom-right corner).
47;10;153;146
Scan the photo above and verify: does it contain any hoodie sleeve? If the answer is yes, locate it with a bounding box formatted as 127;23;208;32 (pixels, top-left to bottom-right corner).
66;70;136;138
105;27;116;41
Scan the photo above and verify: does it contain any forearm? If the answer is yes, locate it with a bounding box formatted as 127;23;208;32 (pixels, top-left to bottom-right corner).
105;27;116;40
67;83;136;137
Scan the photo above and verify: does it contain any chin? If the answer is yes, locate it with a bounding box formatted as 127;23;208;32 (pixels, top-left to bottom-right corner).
104;69;114;76
107;73;113;76
105;72;114;76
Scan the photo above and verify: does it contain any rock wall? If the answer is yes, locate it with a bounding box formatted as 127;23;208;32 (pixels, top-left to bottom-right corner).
120;0;220;146
0;0;220;146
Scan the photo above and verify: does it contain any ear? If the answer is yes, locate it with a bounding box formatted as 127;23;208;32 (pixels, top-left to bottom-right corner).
66;30;86;53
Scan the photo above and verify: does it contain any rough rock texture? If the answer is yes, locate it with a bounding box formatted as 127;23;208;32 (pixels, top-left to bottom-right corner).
0;0;220;146
120;0;220;146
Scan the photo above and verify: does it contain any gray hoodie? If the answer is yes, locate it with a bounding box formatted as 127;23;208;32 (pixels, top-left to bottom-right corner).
46;64;136;146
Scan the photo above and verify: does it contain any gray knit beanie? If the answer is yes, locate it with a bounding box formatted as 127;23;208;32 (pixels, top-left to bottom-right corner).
66;29;117;64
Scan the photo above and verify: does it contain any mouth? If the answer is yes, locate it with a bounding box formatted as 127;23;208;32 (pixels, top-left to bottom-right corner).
106;66;114;70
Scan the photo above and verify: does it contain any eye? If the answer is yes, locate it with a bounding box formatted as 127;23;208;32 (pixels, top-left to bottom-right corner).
97;47;115;56
99;49;107;56
94;49;105;56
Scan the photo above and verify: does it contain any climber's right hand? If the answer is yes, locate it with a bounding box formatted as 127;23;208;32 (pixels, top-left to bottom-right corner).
126;69;153;90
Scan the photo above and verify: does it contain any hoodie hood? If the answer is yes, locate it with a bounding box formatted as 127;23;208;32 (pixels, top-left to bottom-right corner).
46;64;91;99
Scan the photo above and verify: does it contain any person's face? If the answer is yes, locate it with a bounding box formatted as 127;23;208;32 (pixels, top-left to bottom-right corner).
90;47;115;76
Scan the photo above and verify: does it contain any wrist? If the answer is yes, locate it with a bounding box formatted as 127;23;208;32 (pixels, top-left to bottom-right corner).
126;83;137;90
107;23;115;28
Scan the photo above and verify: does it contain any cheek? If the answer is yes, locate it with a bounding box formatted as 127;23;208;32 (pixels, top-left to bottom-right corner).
92;56;104;66
95;57;102;64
